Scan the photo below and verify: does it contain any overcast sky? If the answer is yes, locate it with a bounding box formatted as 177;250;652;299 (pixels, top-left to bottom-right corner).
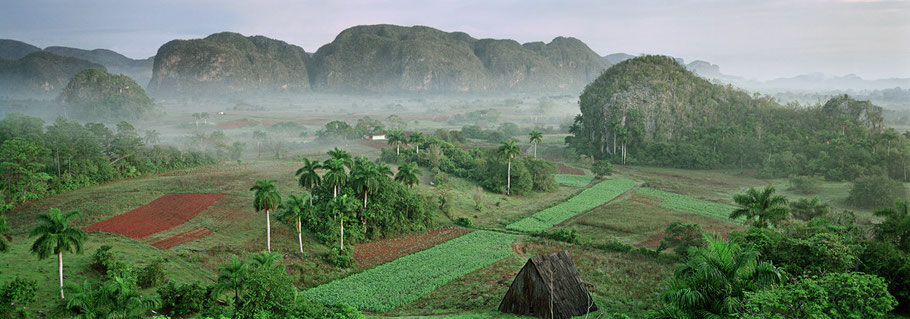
2;0;907;80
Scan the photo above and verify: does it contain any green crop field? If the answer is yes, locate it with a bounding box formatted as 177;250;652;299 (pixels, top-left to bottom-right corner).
506;179;637;232
635;188;742;223
303;230;516;312
554;174;594;187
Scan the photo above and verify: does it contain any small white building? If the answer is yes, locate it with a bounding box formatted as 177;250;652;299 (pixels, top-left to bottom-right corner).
366;133;386;141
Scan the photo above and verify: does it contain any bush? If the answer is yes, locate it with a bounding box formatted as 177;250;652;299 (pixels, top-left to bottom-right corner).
847;175;907;208
236;262;298;318
535;228;579;244
454;217;474;228
0;278;37;317
658;222;706;256
137;259;167;288
787;175;822;194
325;247;355;268
89;245;129;276
157;282;216;316
592;160;614;179
740;272;897;319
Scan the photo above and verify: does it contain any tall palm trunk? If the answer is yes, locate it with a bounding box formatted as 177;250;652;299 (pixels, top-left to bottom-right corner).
534;143;538;158
297;220;303;253
507;158;512;195
266;209;271;252
340;218;344;250
416;144;419;153
58;252;64;299
396;143;400;155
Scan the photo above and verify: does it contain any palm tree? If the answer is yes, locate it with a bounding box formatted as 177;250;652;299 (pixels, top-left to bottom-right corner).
395;162;421;188
217;256;248;308
498;140;522;195
29;208;87;299
387;130;405;155
529;130;543;158
874;200;909;252
351;158;384;209
277;194;311;253
410;132;425;154
250;251;283;268
102;274;161;317
143;130;161;145
329;195;357;250
327;147;353;168
652;236;782;318
250;180;281;252
322;158;348;198
730;186;789;228
0;214;9;253
295;158;321;206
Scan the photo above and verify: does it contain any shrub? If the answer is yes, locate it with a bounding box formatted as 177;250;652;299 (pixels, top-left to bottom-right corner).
137;259;167;288
592;160;614;179
858;241;910;314
535;228;579;244
789;197;830;221
90;245;116;274
740;272;897;319
787;175;822;194
454;217;474;228
157;282;216;316
325;247;355;268
658;222;706;256
0;278;38;317
847;175;907;208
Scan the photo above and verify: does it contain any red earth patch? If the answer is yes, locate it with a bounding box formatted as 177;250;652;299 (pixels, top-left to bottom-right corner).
353;227;471;268
83;193;226;239
557;163;585;175
151;227;213;250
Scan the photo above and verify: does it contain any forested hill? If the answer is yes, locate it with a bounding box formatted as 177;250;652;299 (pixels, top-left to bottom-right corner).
310;25;609;93
44;46;154;87
148;25;611;96
568;55;908;182
147;32;314;97
0;52;106;98
0;39;41;60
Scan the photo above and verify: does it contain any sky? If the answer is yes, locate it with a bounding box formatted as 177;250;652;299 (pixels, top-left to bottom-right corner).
1;0;908;80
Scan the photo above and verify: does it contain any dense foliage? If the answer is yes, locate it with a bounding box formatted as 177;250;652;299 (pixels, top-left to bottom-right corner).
739;272;896;319
0;113;215;208
568;55;909;183
58;68;154;121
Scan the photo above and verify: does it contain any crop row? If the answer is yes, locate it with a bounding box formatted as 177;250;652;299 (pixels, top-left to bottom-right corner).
506;179;637;232
635;188;741;223
302;230;515;312
554;174;595;187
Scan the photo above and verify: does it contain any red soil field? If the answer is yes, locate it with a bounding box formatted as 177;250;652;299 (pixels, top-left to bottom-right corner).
635;226;742;249
151;227;213;250
83;193;226;239
557;163;585;175
353;227;471;268
357;140;393;149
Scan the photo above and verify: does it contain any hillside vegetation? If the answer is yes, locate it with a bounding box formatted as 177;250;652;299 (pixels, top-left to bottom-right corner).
0;52;105;98
58;68;154;120
568;55;909;183
148;32;312;97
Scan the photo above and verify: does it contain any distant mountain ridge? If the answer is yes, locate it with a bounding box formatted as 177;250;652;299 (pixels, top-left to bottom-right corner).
0;39;41;60
0;51;106;98
151;25;611;96
44;46;154;86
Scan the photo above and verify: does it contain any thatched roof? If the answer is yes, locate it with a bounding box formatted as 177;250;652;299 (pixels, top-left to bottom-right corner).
498;250;597;319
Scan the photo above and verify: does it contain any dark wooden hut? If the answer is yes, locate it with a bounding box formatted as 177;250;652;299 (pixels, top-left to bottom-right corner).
498;250;597;319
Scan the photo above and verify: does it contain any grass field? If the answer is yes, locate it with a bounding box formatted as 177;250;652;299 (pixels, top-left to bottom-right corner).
635;187;742;223
303;231;516;312
506;179;637;232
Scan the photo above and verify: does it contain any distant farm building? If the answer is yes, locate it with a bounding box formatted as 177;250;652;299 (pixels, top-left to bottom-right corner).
366;133;386;140
498;250;597;319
